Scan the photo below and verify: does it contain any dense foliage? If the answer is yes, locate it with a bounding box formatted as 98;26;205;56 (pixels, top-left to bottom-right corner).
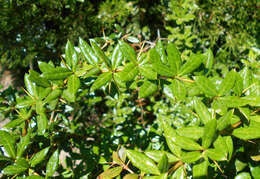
0;37;260;178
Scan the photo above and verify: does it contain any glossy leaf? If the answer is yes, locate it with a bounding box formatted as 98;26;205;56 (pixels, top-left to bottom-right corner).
145;150;179;163
167;43;181;74
232;127;260;140
42;67;73;80
194;76;218;97
155;40;167;64
126;149;160;175
205;148;227;161
0;130;16;158
203;48;213;73
43;89;62;104
178;54;202;76
217;96;248;108
217;110;233;131
218;70;236;96
202;118;217;148
111;44;123;69
29;70;50;87
158;153;168;173
66;74;80;102
176;126;204;140
24;73;37;97
119;40;136;63
193;98;212;124
38;61;55;73
2;165;27;175
90;72;112;92
99;166;123;179
139;80;157;98
37;113;48;135
17;133;31;157
235;172;251;179
223;136;233;161
46;149;59;177
181;151;201;163
65;40;78;71
192;159;208;179
118;63;138;82
79;37;99;65
139;65;157;80
30;147;50;167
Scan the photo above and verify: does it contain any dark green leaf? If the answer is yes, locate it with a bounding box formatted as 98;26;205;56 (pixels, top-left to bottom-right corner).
30;147;50;167
65;40;78;71
42;67;73;80
126;149;160;175
29;70;51;87
43;89;62;104
2;165;27;175
79;37;99;65
64;74;80;102
17;133;31;157
24;73;37;97
0;130;16;158
111;44;123;69
37;113;48;135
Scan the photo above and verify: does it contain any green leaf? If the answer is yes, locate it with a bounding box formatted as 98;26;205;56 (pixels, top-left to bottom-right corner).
126;149;160;175
123;173;139;179
143;173;168;179
235;172;251;179
16;98;35;108
118;63;138;82
90;72;112;92
176;127;204;140
223;136;233;161
0;130;16;158
24;176;44;179
111;44;123;69
235;159;248;172
42;67;73;80
29;70;51;88
193;98;212;124
217;96;248;108
194;76;218;97
99;166;123;179
37;113;48;135
233;127;260;140
202;118;217;148
167;43;181;74
192;159;208;179
178;54;202;76
4;118;26;129
0;154;12;162
38;61;55;73
242;96;260;106
217;110;233;131
250;165;260;179
30;147;50;167
145;150;179;163
213;135;228;160
46;149;59;177
203;48;213;73
139;80;157;98
90;39;111;69
25;73;37;97
79;37;99;65
233;72;244;96
119;40;136;63
64;74;80;102
17;133;31;158
171;165;186;179
218;70;236;96
149;48;175;77
170;79;186;101
2;165;27;175
181;151;201;163
65;40;78;71
158;153;168;173
43;89;62;104
205;148;227;161
139;65;157;80
155;40;167;64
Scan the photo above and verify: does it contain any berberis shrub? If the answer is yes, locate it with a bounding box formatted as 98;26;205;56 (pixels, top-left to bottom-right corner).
0;38;260;178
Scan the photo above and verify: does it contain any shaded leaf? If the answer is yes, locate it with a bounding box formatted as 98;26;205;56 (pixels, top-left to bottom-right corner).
30;147;50;167
0;130;16;158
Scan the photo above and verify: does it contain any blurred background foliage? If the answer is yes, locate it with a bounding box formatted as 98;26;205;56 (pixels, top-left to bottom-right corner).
0;0;259;73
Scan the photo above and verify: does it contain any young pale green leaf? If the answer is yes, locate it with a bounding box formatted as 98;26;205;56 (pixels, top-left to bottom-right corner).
2;165;27;175
158;154;168;173
235;172;252;179
139;80;157;98
43;89;62;104
90;72;112;92
145;150;179;163
170;79;186;101
217;110;233;131
223;136;233;161
118;63;138;82
98;166;123;179
123;174;139;179
65;40;78;71
79;37;99;65
181;151;201;164
193;98;212;124
30;147;50;167
205;148;227;161
194;76;218;97
242;96;260;107
149;48;175;77
17;133;31;158
119;40;136;63
178;54;202;76
90;39;111;69
155;40;167;64
111;44;123;69
126;149;160;175
29;70;51;88
167;43;181;74
202;119;217;149
218;70;236;96
37;113;48;135
42;67;73;80
46;149;59;177
192;159;208;179
139;65;157;80
233;127;260;140
38;61;55;73
25;73;37;97
176;126;204;140
0;130;16;158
